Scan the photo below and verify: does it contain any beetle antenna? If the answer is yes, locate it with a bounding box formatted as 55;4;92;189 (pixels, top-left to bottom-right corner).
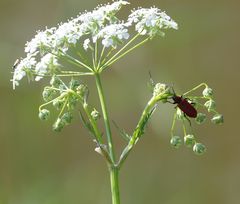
148;70;155;86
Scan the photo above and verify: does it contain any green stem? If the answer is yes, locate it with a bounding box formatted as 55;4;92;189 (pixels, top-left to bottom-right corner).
109;166;120;204
83;103;103;144
102;34;140;68
94;73;120;204
118;96;157;168
95;73;115;161
183;83;208;96
100;37;149;72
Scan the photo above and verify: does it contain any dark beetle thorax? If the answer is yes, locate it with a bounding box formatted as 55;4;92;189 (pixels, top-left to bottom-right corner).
172;95;182;104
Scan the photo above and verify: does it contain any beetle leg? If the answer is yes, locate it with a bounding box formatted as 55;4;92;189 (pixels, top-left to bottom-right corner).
184;113;192;126
166;100;175;104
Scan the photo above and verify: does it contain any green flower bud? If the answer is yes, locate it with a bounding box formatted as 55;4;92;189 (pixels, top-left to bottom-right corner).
76;84;88;100
38;109;50;121
59;84;66;93
69;79;81;90
211;114;224;125
195;113;206;124
91;109;100;120
170;136;182;148
176;108;185;121
184;134;196;148
50;75;61;87
193;143;206;155
204;100;216;112
202;87;213;97
52;98;64;110
61;112;73;125
153;83;170;97
67;95;79;110
52;118;65;132
42;88;56;102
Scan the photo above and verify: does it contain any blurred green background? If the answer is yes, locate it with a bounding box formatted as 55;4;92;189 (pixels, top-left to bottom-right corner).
0;0;239;203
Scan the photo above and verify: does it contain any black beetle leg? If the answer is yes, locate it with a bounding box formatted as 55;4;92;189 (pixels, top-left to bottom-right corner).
184;113;192;126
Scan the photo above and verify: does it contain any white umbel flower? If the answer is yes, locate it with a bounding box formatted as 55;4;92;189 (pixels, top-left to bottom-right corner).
83;39;91;50
35;53;59;81
12;55;36;89
128;7;178;37
96;23;129;48
12;1;178;89
25;28;56;54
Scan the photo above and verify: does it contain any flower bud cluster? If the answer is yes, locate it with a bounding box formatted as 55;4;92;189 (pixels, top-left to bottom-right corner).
152;83;172;102
169;84;223;156
38;77;90;132
174;85;223;125
201;86;223;125
170;134;206;155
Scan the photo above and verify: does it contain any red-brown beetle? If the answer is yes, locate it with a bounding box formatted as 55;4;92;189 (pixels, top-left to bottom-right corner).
172;95;197;118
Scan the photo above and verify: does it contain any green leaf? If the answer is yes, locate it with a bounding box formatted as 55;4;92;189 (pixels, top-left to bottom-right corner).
112;120;131;141
79;111;95;137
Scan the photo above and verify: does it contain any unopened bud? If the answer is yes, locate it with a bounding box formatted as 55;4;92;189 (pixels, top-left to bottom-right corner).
76;84;88;99
195;113;206;124
61;112;73;125
69;79;81;90
193;143;206;155
211;114;224;125
170;136;182;148
202;87;213;97
52;118;65;132
176;108;185;121
67;95;78;110
53;98;64;110
50;75;61;87
91;109;100;120
153;83;170;97
38;109;50;121
184;134;196;148
204;100;216;112
42;88;56;102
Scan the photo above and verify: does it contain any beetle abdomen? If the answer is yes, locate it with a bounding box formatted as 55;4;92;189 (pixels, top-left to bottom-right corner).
178;99;197;118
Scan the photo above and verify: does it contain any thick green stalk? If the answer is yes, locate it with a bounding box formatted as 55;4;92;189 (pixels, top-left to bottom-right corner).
118;93;170;168
95;73;115;160
118;96;157;168
94;73;120;204
110;167;120;204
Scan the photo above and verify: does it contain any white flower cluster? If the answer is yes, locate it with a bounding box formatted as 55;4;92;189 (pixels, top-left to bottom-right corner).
12;1;178;89
96;23;130;48
128;7;178;36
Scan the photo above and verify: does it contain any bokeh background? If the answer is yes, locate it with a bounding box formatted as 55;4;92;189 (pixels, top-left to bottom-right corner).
0;0;239;203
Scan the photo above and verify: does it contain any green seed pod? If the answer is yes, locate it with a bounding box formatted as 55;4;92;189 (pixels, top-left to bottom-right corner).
61;112;73;125
69;79;81;90
170;136;182;148
195;113;206;124
184;134;196;148
38;109;50;121
193;143;206;155
204;100;216;112
211;114;224;125
52;118;65;132
42;88;56;102
153;83;170;97
50;75;61;87
91;109;101;120
52;98;64;110
202;87;213;97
